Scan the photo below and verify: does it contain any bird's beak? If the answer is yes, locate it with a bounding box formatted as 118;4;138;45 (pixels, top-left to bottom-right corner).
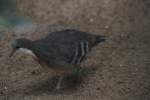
9;48;17;57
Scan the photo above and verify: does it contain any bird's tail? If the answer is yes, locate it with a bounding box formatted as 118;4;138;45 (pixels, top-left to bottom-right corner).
95;35;106;45
90;35;106;46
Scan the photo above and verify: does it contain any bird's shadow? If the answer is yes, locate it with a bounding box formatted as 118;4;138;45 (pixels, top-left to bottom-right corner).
24;65;98;95
26;75;84;95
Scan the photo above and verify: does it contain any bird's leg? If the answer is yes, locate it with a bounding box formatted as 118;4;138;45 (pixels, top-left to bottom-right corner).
31;57;42;74
55;76;64;90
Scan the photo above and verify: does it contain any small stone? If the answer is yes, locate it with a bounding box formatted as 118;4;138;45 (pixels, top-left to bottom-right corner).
89;18;94;22
96;87;100;90
4;86;7;90
119;64;123;67
104;25;109;29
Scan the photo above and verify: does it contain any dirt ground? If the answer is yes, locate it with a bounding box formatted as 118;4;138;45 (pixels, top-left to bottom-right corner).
0;0;150;100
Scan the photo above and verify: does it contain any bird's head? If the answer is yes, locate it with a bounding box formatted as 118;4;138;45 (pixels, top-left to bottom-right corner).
9;38;32;57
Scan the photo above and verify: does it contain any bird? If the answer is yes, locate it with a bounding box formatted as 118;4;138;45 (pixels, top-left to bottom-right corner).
9;29;105;90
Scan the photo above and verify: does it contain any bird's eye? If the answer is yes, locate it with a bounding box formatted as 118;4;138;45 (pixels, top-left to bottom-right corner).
15;46;19;49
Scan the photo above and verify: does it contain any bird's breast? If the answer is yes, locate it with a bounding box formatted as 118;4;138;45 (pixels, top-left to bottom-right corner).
19;48;37;58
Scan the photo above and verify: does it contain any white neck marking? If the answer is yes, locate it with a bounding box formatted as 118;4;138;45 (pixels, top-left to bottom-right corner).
19;48;36;57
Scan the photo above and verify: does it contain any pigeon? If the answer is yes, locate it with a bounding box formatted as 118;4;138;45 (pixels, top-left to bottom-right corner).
9;29;105;90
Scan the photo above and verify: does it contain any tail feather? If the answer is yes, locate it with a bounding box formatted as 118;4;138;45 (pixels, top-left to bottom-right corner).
95;35;106;44
90;35;106;46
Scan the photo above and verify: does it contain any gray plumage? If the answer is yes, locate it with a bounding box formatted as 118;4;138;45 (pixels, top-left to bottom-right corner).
10;29;105;90
32;29;105;66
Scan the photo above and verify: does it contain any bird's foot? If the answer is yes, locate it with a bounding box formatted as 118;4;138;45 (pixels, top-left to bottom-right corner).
54;76;64;91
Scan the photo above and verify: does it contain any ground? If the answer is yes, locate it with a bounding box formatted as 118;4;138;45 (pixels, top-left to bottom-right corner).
0;0;150;100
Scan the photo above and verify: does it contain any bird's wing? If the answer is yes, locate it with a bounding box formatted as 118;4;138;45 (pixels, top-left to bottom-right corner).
33;29;105;65
70;40;90;64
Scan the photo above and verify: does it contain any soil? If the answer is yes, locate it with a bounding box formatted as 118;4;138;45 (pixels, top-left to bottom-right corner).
0;0;150;100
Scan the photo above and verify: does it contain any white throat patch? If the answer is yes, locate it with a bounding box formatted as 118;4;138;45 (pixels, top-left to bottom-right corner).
19;48;36;57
